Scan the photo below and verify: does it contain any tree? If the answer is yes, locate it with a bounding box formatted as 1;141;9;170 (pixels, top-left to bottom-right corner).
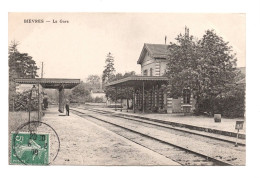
86;75;101;90
123;71;136;78
198;30;237;115
166;28;238;116
166;27;200;98
44;89;59;104
122;71;136;109
104;72;123;102
9;41;39;111
104;71;136;108
12;90;39;111
9;41;39;79
69;82;90;103
102;52;115;86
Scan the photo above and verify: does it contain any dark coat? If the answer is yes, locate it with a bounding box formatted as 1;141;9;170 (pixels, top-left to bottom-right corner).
65;103;69;110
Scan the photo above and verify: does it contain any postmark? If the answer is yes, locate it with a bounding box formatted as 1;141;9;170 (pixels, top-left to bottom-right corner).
11;121;60;165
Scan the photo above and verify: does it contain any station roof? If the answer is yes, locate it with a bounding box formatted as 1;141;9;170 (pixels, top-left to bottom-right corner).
106;76;169;88
137;43;169;64
15;78;80;89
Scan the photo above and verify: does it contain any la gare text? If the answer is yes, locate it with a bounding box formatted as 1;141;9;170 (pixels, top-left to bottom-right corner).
24;19;69;23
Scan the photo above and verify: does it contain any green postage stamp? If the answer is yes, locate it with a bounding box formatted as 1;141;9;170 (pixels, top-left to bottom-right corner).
11;132;49;165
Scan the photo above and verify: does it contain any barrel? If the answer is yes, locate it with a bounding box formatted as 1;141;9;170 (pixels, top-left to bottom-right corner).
214;114;221;123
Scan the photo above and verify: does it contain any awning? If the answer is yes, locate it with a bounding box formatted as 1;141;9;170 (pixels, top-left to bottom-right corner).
105;76;169;88
15;78;80;89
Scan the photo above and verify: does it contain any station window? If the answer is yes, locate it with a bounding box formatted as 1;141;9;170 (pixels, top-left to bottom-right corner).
183;88;191;104
143;69;148;76
150;68;153;76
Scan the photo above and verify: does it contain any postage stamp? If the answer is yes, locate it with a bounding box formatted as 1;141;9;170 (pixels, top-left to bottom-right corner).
11;132;49;165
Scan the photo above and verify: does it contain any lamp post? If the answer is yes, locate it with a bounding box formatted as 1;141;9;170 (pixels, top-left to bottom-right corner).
29;85;37;131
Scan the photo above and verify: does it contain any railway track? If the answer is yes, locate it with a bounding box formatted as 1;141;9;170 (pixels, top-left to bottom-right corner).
75;107;245;146
70;107;240;166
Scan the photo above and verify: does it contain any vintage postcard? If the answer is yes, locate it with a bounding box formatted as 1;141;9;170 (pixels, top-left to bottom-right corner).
8;13;246;166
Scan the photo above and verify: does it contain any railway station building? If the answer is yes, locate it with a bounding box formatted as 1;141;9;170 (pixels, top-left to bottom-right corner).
106;43;196;114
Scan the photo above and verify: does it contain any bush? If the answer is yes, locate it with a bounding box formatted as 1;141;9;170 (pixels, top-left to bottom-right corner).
216;89;245;118
197;85;245;118
10;91;39;112
94;96;104;103
152;106;159;113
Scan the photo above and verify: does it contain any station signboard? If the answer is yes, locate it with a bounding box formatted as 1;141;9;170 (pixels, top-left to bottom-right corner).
235;121;244;130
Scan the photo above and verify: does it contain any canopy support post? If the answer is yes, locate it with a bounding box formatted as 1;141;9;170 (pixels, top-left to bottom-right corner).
157;84;159;107
115;86;117;111
126;87;129;112
133;89;135;113
58;84;65;113
120;85;122;112
142;81;145;113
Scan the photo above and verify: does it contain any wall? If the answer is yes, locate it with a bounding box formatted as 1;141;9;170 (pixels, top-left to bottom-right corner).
159;60;168;75
91;92;106;98
172;97;182;112
106;99;133;108
141;52;156;76
90;92;106;102
190;97;196;112
171;97;197;113
141;53;168;76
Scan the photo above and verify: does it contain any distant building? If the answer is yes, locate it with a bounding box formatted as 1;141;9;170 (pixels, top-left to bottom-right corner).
236;67;246;86
90;89;106;102
238;67;246;76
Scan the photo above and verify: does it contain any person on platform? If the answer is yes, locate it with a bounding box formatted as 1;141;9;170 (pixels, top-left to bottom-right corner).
65;101;70;116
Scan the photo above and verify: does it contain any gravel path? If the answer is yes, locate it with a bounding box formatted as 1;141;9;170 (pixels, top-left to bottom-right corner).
40;108;180;165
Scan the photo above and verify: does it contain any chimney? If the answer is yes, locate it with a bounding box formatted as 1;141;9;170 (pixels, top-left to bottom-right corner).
185;26;189;38
165;36;167;44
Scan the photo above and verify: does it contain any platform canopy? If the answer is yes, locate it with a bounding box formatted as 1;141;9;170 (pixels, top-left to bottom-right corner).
106;76;169;88
15;78;80;89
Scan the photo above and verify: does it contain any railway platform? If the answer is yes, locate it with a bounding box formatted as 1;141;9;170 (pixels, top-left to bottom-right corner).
41;107;180;165
91;107;246;144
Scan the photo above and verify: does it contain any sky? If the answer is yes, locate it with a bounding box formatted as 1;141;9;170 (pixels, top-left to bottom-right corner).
8;13;246;81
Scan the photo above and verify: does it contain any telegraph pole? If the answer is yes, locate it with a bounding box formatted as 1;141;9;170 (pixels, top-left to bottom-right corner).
41;62;44;78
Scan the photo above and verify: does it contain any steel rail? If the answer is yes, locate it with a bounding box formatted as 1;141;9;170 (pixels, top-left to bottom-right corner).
71;108;234;166
75;107;246;146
